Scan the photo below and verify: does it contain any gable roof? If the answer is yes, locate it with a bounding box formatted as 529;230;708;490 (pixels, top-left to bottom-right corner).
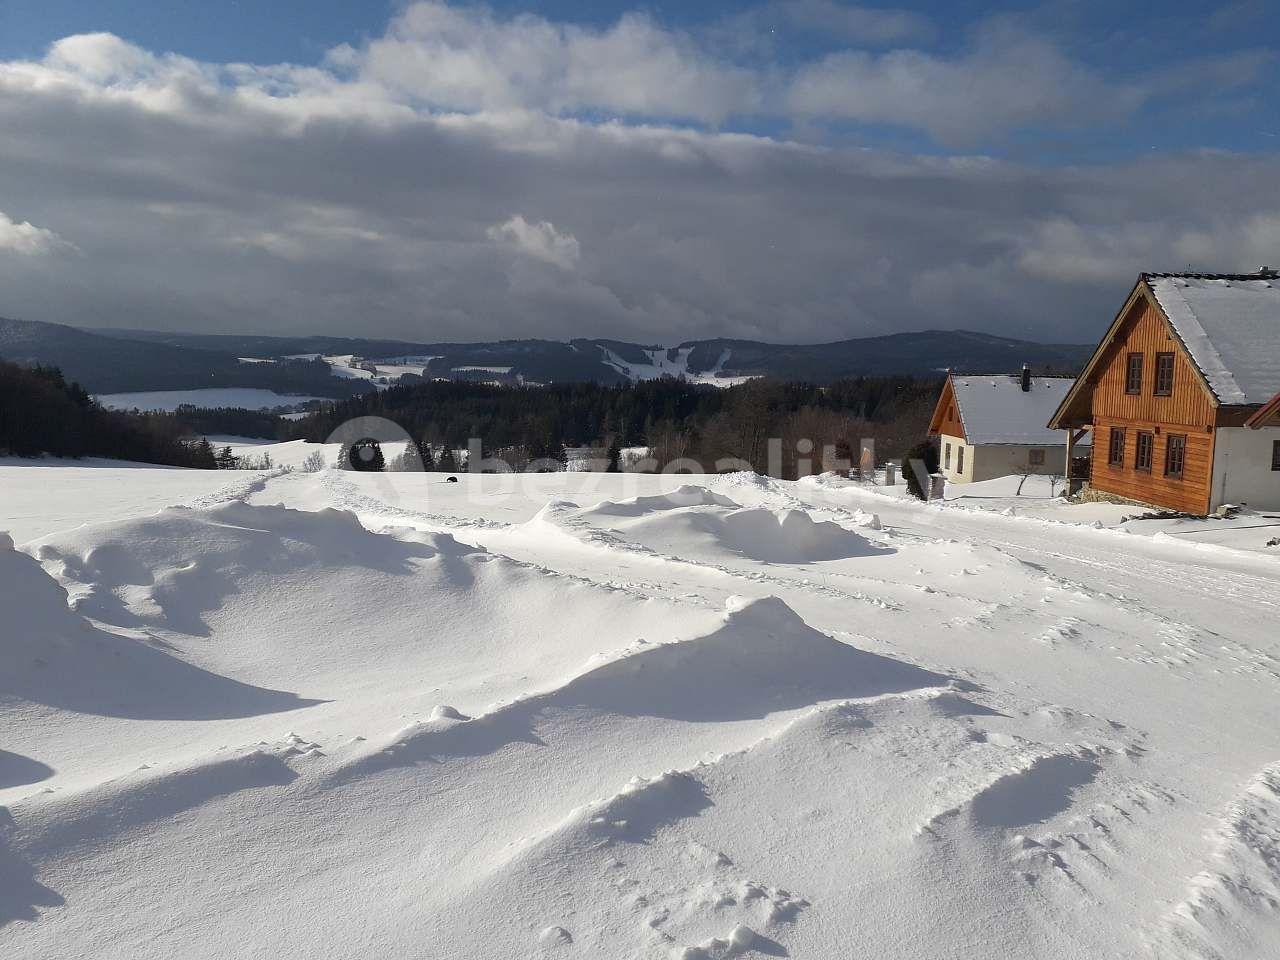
949;375;1081;446
1245;388;1280;429
1050;269;1280;430
1145;273;1280;405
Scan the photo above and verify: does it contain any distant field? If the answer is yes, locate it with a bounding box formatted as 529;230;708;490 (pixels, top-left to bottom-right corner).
95;388;324;412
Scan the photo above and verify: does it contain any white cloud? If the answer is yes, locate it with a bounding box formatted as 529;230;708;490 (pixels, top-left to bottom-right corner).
788;24;1143;144
355;3;761;124
0;6;1255;143
0;7;1274;345
0;211;74;256
488;215;581;270
44;32;159;82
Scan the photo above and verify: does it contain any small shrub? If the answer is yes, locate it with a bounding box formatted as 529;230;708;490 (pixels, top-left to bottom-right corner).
300;450;326;473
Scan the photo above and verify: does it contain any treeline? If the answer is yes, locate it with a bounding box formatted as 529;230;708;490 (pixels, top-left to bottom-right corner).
289;375;941;478
172;405;292;440
0;360;217;467
2;357;944;477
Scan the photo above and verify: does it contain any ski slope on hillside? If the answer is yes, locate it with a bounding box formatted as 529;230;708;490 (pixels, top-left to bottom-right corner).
2;465;1278;959
596;345;756;386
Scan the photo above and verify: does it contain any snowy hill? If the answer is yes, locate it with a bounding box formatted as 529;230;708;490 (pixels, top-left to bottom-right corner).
2;461;1278;958
0;317;370;398
0;318;1091;392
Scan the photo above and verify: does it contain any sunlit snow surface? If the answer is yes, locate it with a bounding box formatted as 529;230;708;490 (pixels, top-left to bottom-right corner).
2;458;1279;959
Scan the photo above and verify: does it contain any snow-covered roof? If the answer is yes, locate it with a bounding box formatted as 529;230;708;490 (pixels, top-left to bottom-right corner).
1147;275;1280;405
950;376;1083;446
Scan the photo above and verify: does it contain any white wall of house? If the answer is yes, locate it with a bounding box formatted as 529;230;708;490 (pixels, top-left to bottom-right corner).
1210;426;1280;511
938;433;969;482
939;433;1069;484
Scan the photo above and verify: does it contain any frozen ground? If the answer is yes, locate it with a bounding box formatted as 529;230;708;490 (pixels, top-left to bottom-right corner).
2;459;1279;959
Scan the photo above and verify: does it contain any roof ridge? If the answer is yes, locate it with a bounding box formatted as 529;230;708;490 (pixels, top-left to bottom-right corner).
1143;268;1278;282
951;373;1075;380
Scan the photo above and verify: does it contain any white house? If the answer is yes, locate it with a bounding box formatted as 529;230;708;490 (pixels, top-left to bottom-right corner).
928;368;1086;484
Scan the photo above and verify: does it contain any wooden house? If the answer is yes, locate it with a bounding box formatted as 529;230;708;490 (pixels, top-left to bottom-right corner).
929;368;1084;483
1048;269;1280;514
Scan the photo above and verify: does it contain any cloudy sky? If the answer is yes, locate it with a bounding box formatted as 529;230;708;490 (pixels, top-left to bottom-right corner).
0;0;1277;345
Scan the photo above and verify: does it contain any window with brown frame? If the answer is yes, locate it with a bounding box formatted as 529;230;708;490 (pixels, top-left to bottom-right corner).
1125;353;1144;395
1164;434;1186;479
1154;352;1175;396
1272;439;1280;472
1029;449;1045;466
944;443;951;470
957;445;965;474
1108;427;1125;465
1135;431;1154;471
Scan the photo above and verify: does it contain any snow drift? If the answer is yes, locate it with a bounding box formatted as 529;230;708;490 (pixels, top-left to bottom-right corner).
341;595;950;779
0;534;315;720
533;488;889;563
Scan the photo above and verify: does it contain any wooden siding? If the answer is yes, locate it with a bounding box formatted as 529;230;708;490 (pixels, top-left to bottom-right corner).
1090;295;1217;427
927;378;967;441
1090;417;1215;514
1085;292;1219;514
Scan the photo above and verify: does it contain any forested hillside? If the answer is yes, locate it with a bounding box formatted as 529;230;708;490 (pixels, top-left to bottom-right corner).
0;317;371;396
290;375;942;477
0;360;216;467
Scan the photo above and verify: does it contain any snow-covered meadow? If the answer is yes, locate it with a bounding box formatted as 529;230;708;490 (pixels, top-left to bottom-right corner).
2;457;1278;959
94;388;326;412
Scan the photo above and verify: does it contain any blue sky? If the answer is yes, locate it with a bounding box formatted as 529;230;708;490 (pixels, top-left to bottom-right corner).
0;2;1277;343
1;0;1275;160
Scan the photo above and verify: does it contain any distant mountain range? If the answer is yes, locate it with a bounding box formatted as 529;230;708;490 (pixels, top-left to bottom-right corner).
0;316;1092;397
0;318;370;397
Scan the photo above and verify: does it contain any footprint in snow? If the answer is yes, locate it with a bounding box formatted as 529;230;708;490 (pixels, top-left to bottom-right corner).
538;925;572;947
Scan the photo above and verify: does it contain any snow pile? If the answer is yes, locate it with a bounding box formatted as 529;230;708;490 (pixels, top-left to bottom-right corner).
32;502;443;636
607;504;885;563
584;484;742;516
340;595;946;781
0;534;312;720
535;488;886;563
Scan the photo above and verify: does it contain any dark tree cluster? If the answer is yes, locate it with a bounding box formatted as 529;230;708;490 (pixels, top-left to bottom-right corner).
288;375;942;479
170;405;293;440
0;360;216;467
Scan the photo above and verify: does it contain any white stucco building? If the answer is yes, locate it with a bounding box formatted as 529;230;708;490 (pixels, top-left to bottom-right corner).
928;370;1086;484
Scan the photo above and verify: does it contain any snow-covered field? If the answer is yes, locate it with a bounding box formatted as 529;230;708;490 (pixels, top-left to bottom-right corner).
95;388;325;412
2;460;1279;959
